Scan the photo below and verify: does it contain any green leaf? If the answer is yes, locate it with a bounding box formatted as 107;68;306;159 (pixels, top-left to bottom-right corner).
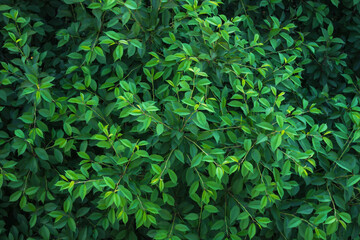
39;226;50;239
67;217;76;232
288;217;302;228
204;205;218;213
175;150;184;163
221;30;229;42
232;64;252;75
66;66;78;74
0;5;12;11
149;154;164;162
105;31;122;40
338;212;351;223
10;191;22;202
328;23;334;36
125;0;137;9
85;110;92;123
257;217;271;227
15;129;25;138
209;33;220;44
168;169;177;183
25;187;39;195
251;149;261;163
114;45;123;61
331;0;339;7
254;47;265;56
103;177;116;189
154;230;168;240
29;214;37;228
305;227;313;240
256;122;274;131
326;221;338;235
256;134;268;145
35;148;49;160
230;206;240;223
175;224;189;232
270;134;282;151
84;74;91;87
216;167;224;180
77;152;90;159
347;175;360;187
64;123;72;136
67;52;82;59
94;46;104;57
244;139;251;151
248;223;256;239
79;184;87;201
243;161;254;173
280;32;294;47
92;134;107;141
156;124;164;135
119;185;133;201
337;159;353;172
184;213;198;221
182;43;193;55
25;74;38;85
195;111;209;130
174;108;191;116
130;39;142;49
207;16;222;26
196;111;206;125
145;58;159;67
191;153;203;168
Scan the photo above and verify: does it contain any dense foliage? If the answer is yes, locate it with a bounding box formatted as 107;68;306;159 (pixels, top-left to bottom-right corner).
1;0;360;239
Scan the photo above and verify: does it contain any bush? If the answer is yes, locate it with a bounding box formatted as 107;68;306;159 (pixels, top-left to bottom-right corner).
1;0;360;239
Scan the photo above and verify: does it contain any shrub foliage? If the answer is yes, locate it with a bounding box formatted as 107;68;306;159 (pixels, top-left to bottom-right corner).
1;0;360;239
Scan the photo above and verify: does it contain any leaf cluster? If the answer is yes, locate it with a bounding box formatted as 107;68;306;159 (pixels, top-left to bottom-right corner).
1;0;360;239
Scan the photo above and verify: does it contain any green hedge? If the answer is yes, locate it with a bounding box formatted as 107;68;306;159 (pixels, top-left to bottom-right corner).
1;0;360;239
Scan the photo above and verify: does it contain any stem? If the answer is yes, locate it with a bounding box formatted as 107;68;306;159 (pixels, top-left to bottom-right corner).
224;193;229;238
184;135;209;156
198;202;203;234
333;127;357;170
228;192;261;228
159;149;175;180
116;140;139;188
86;105;109;125
279;212;316;228
180;109;197;132
326;181;337;219
239;140;257;166
151;77;155;101
168;213;177;238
